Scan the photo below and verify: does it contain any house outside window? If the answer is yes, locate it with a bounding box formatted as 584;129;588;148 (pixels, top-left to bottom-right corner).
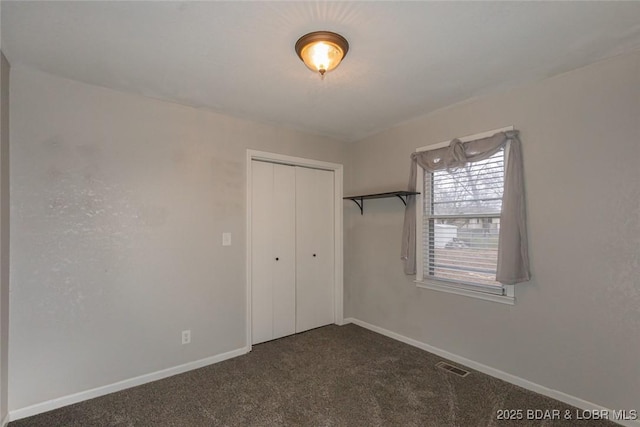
415;127;515;304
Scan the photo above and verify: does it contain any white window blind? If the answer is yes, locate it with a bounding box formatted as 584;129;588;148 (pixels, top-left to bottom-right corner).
422;148;505;294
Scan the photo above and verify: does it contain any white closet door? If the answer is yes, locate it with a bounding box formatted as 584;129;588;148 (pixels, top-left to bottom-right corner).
251;161;273;344
271;164;296;340
295;166;335;333
251;161;295;344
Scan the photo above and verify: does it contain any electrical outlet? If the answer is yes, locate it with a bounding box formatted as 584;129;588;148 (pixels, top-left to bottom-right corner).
222;232;231;246
181;330;191;345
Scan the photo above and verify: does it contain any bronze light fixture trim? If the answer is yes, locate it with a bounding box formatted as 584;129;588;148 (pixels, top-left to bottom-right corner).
295;31;349;78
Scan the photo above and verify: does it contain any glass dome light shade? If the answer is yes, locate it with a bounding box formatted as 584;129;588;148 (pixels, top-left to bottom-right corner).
295;31;349;76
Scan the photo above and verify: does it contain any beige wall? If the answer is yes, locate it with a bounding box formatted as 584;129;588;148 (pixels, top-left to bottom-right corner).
344;51;640;411
8;66;347;410
0;51;10;424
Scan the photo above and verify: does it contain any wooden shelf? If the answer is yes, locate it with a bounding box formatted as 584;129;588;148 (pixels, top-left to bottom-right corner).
343;191;420;215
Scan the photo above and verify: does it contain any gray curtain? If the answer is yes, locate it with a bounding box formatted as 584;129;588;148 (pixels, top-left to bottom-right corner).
401;130;530;285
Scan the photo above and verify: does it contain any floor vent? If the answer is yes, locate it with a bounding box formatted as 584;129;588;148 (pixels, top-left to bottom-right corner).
436;361;470;377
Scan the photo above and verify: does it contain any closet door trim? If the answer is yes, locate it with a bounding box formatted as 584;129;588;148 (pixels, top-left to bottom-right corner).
246;150;344;351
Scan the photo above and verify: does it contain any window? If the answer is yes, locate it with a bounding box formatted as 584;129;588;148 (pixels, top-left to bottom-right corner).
416;128;515;304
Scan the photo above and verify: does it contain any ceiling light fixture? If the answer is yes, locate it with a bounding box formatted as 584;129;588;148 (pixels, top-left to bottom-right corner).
295;31;349;79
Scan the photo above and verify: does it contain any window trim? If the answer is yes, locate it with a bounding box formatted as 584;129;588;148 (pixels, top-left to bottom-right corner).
414;126;515;305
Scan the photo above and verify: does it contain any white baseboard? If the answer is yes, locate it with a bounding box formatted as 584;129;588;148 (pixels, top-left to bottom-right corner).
9;346;249;422
344;318;639;427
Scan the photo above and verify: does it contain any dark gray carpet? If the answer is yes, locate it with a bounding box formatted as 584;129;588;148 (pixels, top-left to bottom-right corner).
11;324;615;426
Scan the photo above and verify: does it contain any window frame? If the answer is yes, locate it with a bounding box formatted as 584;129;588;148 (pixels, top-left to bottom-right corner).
415;126;515;305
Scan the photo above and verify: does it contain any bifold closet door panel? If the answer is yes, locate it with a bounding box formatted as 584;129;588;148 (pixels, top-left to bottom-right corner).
295;166;335;333
271;164;296;340
251;162;296;345
251;161;274;345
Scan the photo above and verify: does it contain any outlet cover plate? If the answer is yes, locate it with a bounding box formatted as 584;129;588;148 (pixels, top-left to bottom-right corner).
181;330;191;345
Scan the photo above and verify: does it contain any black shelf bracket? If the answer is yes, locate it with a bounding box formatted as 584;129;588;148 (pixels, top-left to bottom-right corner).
396;194;409;206
343;191;420;215
350;197;364;215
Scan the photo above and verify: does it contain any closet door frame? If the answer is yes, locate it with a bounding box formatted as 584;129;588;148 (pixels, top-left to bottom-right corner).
246;150;344;351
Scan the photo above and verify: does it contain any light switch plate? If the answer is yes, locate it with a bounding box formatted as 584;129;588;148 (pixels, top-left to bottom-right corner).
222;232;231;246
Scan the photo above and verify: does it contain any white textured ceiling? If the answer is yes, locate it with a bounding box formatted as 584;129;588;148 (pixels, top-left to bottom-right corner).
2;1;640;142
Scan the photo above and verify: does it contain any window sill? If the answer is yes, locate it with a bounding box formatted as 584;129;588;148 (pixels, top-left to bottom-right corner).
415;280;515;305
